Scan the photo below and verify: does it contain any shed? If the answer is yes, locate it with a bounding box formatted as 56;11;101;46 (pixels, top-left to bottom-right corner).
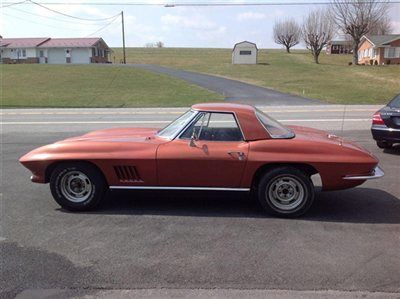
232;41;258;64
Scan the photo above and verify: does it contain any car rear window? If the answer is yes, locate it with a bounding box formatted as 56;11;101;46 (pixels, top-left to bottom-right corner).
255;108;295;139
389;94;400;108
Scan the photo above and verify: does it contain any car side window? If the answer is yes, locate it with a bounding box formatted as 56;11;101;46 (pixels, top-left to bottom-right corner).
180;112;243;141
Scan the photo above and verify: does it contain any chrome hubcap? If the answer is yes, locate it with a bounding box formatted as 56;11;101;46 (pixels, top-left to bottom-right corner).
267;176;305;211
60;171;92;203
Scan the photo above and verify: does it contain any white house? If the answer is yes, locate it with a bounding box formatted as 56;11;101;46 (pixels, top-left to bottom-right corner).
232;41;258;64
0;37;111;64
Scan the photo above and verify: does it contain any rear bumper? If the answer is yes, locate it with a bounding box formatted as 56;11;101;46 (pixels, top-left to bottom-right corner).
343;166;384;180
371;125;400;142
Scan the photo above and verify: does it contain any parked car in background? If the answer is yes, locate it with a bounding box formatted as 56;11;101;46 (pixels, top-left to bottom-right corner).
20;103;383;217
371;94;400;149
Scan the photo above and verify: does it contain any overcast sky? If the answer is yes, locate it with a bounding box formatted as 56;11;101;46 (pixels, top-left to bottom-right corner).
1;0;399;48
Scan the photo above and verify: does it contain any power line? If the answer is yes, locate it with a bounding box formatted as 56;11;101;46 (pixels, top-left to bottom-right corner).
24;0;121;21
7;6;118;25
85;14;121;37
1;11;90;30
1;0;399;6
1;0;27;8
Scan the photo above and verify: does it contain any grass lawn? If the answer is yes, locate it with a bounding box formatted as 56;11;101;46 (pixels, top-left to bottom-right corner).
1;64;223;108
113;48;400;104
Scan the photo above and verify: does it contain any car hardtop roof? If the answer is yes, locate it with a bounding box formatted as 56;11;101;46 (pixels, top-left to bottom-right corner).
191;102;269;141
191;103;256;113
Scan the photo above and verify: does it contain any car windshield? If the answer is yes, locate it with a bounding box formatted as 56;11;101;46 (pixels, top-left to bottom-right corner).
157;110;196;139
389;94;400;108
255;108;295;139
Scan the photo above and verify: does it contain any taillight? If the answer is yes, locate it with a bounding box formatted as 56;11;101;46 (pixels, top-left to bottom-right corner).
372;111;385;125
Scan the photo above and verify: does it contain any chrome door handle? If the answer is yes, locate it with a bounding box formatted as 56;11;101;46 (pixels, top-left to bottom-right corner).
228;151;246;161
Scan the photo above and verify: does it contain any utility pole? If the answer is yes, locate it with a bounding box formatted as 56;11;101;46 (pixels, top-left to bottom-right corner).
121;10;126;64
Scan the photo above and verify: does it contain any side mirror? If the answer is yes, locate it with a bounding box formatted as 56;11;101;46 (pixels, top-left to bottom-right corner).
189;130;198;147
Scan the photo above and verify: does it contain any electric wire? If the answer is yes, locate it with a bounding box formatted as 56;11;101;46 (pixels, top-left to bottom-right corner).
24;0;121;21
7;6;118;25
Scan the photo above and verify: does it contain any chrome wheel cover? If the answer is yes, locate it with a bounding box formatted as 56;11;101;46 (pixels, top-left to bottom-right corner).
60;170;92;203
267;176;305;211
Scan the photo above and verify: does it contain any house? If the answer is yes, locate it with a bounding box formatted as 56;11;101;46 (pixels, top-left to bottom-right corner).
232;41;258;64
358;34;400;65
326;40;352;55
0;37;111;64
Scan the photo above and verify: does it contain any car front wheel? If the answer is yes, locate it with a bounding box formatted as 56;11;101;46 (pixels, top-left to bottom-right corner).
257;167;315;217
50;162;106;211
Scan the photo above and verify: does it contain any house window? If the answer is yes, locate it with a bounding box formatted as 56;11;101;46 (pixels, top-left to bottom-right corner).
39;50;44;57
240;50;252;55
384;47;400;58
22;49;26;57
373;49;377;58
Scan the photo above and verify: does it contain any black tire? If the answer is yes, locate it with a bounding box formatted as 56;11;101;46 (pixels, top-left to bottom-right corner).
50;162;106;211
257;167;314;217
376;141;393;149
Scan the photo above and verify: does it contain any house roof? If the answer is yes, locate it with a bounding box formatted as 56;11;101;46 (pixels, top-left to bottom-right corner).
0;38;49;48
233;41;258;51
363;34;400;46
38;38;106;48
0;37;109;49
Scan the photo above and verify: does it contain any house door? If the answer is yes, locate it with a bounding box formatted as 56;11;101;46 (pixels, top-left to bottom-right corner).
39;50;46;63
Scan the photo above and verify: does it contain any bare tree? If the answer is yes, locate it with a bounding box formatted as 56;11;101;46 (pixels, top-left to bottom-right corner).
330;0;389;64
155;41;164;48
302;9;334;64
369;16;393;35
273;18;301;53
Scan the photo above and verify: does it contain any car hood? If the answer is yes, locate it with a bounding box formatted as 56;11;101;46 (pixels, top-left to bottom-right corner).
288;125;373;155
60;127;159;143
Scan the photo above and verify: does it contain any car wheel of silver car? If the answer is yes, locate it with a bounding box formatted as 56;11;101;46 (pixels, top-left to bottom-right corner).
257;167;315;217
50;162;106;211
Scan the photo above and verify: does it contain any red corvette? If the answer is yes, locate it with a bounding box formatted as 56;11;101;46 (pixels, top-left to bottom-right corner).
20;103;384;217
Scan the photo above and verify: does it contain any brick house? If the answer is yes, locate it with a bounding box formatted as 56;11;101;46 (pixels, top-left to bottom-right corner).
326;40;352;55
358;34;400;65
0;37;111;64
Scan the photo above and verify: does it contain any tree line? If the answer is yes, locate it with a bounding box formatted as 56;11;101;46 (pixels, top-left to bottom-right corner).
273;0;393;64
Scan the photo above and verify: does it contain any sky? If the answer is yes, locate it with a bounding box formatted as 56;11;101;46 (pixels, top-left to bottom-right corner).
1;0;400;48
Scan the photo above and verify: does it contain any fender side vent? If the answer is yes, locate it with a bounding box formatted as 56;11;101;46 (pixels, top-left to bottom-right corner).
114;166;142;182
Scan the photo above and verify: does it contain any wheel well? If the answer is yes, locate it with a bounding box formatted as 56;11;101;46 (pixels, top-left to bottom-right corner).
251;163;319;189
45;160;107;184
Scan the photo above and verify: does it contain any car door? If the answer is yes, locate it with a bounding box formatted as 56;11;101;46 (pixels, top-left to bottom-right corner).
157;112;249;188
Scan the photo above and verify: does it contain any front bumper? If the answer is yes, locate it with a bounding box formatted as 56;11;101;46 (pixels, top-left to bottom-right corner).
371;125;400;142
343;166;384;180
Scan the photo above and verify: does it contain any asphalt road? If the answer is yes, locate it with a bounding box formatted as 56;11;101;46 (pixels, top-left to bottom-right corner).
132;64;320;106
2;106;400;298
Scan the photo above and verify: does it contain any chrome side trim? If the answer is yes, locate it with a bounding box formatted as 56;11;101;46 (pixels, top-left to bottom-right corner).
109;186;251;191
343;166;384;180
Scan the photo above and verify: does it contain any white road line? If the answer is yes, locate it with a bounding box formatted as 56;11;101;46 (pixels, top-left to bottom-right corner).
0;108;378;115
1;118;371;125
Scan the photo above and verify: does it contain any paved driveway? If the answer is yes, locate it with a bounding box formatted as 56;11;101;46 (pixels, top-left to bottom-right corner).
132;64;320;106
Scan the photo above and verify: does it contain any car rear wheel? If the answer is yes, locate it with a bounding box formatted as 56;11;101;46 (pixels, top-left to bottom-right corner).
376;141;393;149
50;162;106;211
257;167;314;217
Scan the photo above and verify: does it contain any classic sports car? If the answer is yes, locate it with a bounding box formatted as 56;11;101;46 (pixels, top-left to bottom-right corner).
20;103;384;217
